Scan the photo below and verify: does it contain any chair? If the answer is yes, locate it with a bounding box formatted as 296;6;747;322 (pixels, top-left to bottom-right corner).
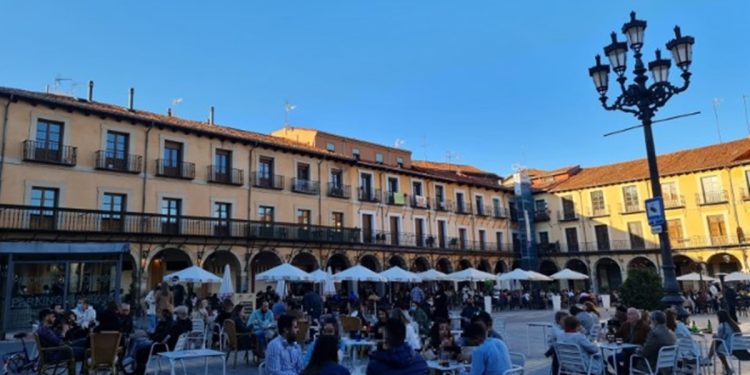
341;316;362;333
554;342;602;375
629;345;677;375
84;331;122;375
509;352;526;368
296;320;310;344
676;336;710;375
143;343;168;375
221;319;253;368
188;318;206;348
503;366;524;375
34;332;75;375
727;333;750;374
258;361;266;375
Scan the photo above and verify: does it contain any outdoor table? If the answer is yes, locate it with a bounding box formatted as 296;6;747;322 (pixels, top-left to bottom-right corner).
526;322;553;353
341;337;378;364
598;342;640;375
156;349;225;375
449;314;462;330
426;359;468;374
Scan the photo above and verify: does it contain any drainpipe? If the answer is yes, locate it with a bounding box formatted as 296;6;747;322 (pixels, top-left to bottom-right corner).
0;95;14;201
317;159;323;226
136;122;153;318
576;190;589;250
246;143;257;292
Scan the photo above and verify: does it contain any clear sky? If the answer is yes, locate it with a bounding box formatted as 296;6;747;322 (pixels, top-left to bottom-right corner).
2;1;748;176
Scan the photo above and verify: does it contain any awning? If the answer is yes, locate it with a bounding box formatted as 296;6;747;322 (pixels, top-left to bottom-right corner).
0;242;129;254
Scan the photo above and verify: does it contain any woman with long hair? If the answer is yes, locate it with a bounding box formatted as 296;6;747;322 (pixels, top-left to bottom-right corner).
301;335;349;375
711;310;741;375
583;301;600;318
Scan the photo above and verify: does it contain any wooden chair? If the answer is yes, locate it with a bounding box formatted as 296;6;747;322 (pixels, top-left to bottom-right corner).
221;319;253;368
296;320;310;344
84;331;121;375
629;345;677;375
341;316;361;333
34;333;75;375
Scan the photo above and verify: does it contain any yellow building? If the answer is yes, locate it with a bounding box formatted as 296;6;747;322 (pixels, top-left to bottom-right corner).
0;86;515;332
529;138;750;292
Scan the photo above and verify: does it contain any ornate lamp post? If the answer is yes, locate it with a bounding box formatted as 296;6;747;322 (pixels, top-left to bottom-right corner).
588;12;695;311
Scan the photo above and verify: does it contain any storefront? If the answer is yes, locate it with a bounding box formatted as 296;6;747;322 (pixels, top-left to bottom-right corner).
1;242;128;335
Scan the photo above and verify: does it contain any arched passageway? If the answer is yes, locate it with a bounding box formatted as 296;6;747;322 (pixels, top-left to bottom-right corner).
596;258;622;292
148;248;192;288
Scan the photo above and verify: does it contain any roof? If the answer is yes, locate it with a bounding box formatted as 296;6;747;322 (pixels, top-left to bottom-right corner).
275;126;411;155
411;162;506;191
550;137;750;192
527;165;579;179
412;161;490;175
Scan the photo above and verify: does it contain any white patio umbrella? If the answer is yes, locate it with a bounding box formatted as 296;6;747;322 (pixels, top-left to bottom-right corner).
255;263;313;282
445;268;497;282
163;266;222;283
379;266;422;283
676;272;716;282
309;269;331;283
218;264;235;298
275;280;287;297
527;270;554;281
550;268;589;280
723;272;750;282
417;269;447;281
332;265;387;282
497;268;534;281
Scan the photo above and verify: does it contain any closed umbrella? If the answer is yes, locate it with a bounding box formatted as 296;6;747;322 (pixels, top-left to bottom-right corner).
322;267;337;296
218;264;235;298
163;266;222;283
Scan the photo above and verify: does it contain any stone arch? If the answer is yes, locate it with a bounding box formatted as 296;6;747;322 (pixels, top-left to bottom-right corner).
388;255;407;269
360;254;381;272
203;250;242;295
412;257;431;272
326;253;350;274
511;261;521;270
250;251;282;293
458;259;472;270
627;256;657;273
673;255;695;276
147;248;192;288
565;258;590;291
291;251;320;272
494;260;508;274
477;260;491;272
707;253;742;276
595;257;622;292
539;260;559;276
437;258;453;274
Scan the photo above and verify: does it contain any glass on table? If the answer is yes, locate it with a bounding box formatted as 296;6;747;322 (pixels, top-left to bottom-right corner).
615;338;623;345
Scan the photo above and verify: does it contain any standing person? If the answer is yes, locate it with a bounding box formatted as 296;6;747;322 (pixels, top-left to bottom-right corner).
366;319;427;375
724;286;738;322
409;301;430;337
710;310;742;375
266;315;303;375
171;276;186;308
144;285;158;333
301;335;349;375
463;322;512;375
303;289;323;322
433;286;449;321
155;282;174;314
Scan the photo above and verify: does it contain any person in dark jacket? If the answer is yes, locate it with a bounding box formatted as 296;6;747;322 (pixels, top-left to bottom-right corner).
303;290;323;322
634;311;676;372
171;276;186;307
96;302;123;332
367;318;427;375
301;335;350;375
433;287;449;321
166;306;192;350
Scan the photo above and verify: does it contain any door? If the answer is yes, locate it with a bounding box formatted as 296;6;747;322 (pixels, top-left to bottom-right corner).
106;131;129;170
565;228;579;252
259;157;274;186
701;176;721;203
30;187;59;230
456;192;465;212
628;222;645;249
163;141;183;176
435;185;445;207
667;219;684;246
594;225;610;250
36;120;63;162
707;215;727;245
161;198;182;235
562;196;575;219
360;173;373;199
415;218;424;247
389;216;400;245
214;149;231;181
362;214;373;243
437;220;447;248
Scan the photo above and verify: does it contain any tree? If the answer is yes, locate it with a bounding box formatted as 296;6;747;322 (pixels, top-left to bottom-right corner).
620;268;664;310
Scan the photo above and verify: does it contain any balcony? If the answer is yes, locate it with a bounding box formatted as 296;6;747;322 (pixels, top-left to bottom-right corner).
327;183;351;199
385;191;408;206
534;209;550;222
95;151;142;174
410;195;430;209
358;188;381;203
207;166;243;186
454;202;472;215
537;242;560;255
251;172;284;190
671;235;747;248
475;205;492;217
156;159;195;180
588;206;609;217
621;203;644;214
558;211;579;222
22;140;77;166
362;231;503;252
663;195;685;209
434;199;453;212
493;207;508;219
291;178;320;195
0;204;361;243
697;191;729;205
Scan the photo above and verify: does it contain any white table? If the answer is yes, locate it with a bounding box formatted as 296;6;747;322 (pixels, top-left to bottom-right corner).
341;337;378;364
156;349;226;375
526;322;553;353
426;359;467;374
598;342;640;375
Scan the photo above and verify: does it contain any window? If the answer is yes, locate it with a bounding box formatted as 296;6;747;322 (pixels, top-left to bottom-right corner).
330;169;343;188
105;131;129;169
163;141;183;168
700;176;723;203
258;206;274;223
667;219;684;246
594;224;610;250
332;212;344;230
707;215;727;245
458;228;468;249
478;229;486;250
456;192;465;212
361;213;374;243
30;187;58;229
359;172;374;201
387;177;399;193
214;149;231;174
590;190;606;216
412;181;423;196
35;119;64;160
539;231;549;244
493;198;502;217
396;157;404;167
662;182;680;207
352;148;360;159
259;157;274;179
326;143;335;152
213;202;231;236
495;232;504;251
435;185;445;209
475;195;485;215
297;163;310;181
535;199;547;211
161;198;182;234
627;221;645;249
565;228;579;252
102;193;126;231
375;153;383;164
414;218;425;246
297;209;311;226
437;220;447;248
561;195;575;219
389;216;400;245
622;185;640;212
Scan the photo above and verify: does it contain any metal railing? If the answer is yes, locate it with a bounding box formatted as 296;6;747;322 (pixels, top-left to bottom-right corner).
534;209;550;222
558;211;579;221
454;201;472;215
357;188;381;203
22;140;77;166
663;195;685;209
434;199;453;212
327;183;351;199
385;191;408;206
207;166;243;185
95;151;142;173
250;172;284;190
156;159;195;179
621;203;643;214
410;195;430;209
361;230;508;252
291;178;320;195
696;191;729;205
588;206;609;217
493;207;508;219
475;205;493;217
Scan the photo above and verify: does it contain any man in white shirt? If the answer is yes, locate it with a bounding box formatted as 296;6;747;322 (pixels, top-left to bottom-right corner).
74;298;97;329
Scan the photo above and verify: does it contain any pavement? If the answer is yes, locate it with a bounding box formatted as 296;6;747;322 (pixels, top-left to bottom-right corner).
2;308;749;375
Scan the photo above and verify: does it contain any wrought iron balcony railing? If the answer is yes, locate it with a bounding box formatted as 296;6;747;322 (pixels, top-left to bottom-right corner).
475;205;493;217
697;191;729;205
327;183;351;199
534;209;550;222
410;195;430;209
22;140;77;166
663;195;686;209
621;203;644;214
454;201;472;215
156;159;195;180
207;166;244;185
493;207;508;219
588;206;610;217
291;178;320;195
357;188;381;203
558;211;579;222
250;172;284;190
95;151;142;174
361;230;507;252
433;199;453;212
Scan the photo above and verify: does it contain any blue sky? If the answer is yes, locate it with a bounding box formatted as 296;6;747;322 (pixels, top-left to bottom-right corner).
2;1;749;176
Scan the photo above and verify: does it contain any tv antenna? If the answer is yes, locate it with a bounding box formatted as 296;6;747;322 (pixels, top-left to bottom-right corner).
743;95;749;136
394;138;406;149
712;98;723;143
602;111;702;137
445;151;460;172
284;100;296;127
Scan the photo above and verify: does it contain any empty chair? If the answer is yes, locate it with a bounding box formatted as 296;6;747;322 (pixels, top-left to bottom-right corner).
84;331;122;375
143;343;168;375
509;352;526;368
503;366;524;375
629;345;677;375
676;335;711;375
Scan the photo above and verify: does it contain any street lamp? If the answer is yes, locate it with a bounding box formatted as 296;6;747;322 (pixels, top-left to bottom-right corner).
588;12;695;312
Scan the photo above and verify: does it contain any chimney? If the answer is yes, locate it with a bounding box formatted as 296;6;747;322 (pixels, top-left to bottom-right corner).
87;81;94;102
209;106;215;125
167;108;172;117
128;88;134;111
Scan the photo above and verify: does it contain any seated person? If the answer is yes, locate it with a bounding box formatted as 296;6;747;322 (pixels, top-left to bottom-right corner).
558;316;602;374
366;319;427;375
95;302;123;332
37;309;85;362
303;318;344;367
633;311;675;373
463;322;511;375
230;305;253;350
424;319;460;360
266;315;303;375
545;311;569;375
74;298;97;330
166;306;192;350
472;311;503;341
63;312;87;342
249;301;275;355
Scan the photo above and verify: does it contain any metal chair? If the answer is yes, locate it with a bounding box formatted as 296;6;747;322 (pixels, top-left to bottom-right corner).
503;365;524;375
188;318;207;348
726;333;750;374
676;335;711;375
629;345;677;375
554;342;602;375
509;352;526;368
258;361;266;375
143;343;168;375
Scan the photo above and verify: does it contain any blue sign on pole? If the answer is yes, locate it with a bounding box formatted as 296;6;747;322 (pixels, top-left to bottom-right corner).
645;197;665;227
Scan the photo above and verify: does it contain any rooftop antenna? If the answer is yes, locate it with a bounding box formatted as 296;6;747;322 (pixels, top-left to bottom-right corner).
284;100;296;128
394;138;406;149
712;98;723;143
51;74;78;96
743;95;750;136
169;98;183;115
445;151;460;173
